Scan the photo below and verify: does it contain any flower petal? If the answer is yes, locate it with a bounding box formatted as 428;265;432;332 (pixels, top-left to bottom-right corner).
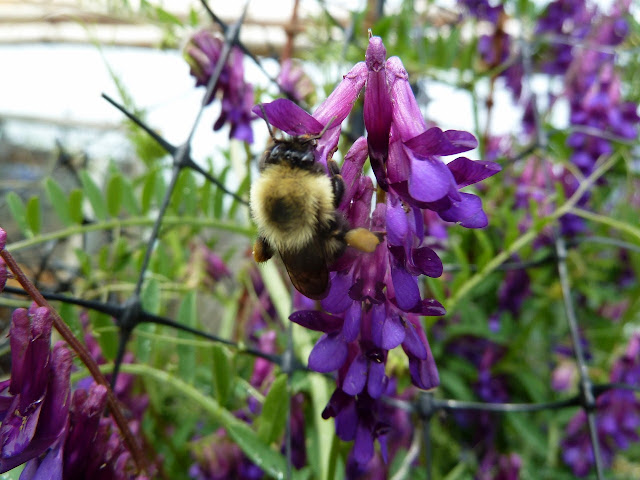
391;263;420;311
381;316;406;350
438;192;488;228
353;422;375;465
404;127;478;156
447;157;501;188
408;152;455;204
342;302;362;343
411;246;443;278
342;355;368;396
308;333;348;373
367;362;386;399
252;99;324;136
409;355;440;390
313;62;367;128
289;310;344;333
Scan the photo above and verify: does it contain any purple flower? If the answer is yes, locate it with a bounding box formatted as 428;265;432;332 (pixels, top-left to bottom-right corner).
277;59;316;106
561;333;640;476
0;307;71;473
0;257;6;294
254;34;499;467
459;0;503;23
184;29;254;143
477;450;522;480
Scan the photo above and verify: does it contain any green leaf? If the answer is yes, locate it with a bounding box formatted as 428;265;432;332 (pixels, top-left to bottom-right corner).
213;166;230;219
256;374;288;445
79;170;108;221
121;363;309;480
44;178;72;226
177;292;197;384
5;192;29;237
120;176;140;216
212;344;233;407
106;174;124;217
68;188;84;224
25;196;41;236
74;248;92;277
140;277;161;315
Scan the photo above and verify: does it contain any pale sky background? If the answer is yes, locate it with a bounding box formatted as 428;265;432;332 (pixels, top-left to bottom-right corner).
1;0;624;174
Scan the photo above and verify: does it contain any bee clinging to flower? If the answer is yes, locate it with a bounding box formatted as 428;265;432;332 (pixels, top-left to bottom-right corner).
250;107;380;300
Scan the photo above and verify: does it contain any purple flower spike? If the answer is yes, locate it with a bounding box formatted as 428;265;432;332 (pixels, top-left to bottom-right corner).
253;33;498;468
0;309;72;474
184;29;254;143
0;228;6;250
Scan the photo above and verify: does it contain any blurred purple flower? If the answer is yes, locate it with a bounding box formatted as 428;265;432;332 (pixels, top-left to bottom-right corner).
277;59;316;106
477;451;522;480
0;307;71;473
184;29;254;143
561;332;640;476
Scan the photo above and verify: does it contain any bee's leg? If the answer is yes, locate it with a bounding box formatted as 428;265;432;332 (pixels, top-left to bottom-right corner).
327;158;345;208
253;236;274;263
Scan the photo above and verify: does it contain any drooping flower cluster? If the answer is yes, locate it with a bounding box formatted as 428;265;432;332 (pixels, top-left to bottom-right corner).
253;35;500;464
561;332;640;476
534;0;639;234
184;29;255;143
459;0;523;100
0;306;147;479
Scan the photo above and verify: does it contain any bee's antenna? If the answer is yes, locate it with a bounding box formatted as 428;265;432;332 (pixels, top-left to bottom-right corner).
258;104;277;142
313;115;338;140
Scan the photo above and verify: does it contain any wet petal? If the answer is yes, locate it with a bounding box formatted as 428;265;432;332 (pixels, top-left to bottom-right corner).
447;157;501;188
308;333;348;373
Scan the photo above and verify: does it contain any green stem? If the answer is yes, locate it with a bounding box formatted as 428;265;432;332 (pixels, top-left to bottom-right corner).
7;216;256;252
569;208;640;243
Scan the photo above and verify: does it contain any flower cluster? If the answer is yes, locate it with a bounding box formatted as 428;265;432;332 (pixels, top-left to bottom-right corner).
459;0;523;100
184;29;255;143
254;35;500;465
0;306;147;479
561;333;640;476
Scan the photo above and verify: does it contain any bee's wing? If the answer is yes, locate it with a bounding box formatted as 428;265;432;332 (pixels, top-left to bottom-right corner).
280;241;330;300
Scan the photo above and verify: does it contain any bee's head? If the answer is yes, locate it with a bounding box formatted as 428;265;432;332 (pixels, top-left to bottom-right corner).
268;138;317;168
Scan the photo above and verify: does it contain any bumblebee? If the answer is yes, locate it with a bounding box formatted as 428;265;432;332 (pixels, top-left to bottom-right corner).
250;123;379;300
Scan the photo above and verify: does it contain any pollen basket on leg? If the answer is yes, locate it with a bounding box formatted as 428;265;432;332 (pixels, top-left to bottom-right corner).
250;165;335;252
